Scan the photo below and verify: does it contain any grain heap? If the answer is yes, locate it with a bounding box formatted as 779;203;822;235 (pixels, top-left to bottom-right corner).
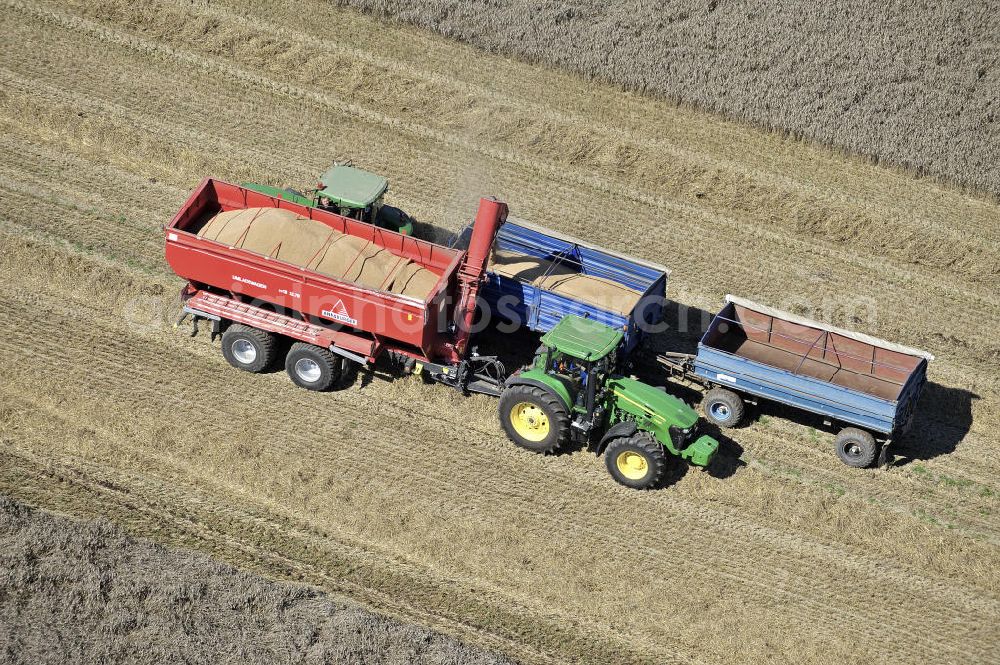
489;249;642;315
198;207;439;299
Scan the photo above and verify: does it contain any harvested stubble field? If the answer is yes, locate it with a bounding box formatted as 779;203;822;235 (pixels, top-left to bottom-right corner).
0;0;998;663
0;496;514;665
339;0;1000;195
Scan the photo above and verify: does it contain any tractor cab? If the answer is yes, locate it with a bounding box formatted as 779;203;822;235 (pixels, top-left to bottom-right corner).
499;315;720;489
314;165;413;235
534;316;622;419
314;165;387;222
241;164;414;235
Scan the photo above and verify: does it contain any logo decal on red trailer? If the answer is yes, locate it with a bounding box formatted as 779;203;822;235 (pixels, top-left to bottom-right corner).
322;300;358;326
231;274;267;289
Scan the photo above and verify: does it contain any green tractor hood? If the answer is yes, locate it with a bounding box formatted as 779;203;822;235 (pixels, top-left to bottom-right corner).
607;377;699;429
607;377;719;467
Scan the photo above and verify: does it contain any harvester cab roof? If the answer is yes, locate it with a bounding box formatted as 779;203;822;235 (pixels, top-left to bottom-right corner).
241;164;413;235
539;315;624;363
317;165;389;209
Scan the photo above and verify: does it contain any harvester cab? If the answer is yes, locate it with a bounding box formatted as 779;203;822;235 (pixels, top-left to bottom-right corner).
314;164;414;235
499;315;720;489
241;164;414;235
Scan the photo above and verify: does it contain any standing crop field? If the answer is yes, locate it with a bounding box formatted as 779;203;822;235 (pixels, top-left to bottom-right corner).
0;0;998;663
339;0;1000;195
0;497;514;665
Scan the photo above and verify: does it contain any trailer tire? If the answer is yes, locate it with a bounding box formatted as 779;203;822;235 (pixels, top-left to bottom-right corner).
221;324;277;373
604;433;669;490
499;385;569;454
702;388;744;428
834;428;878;468
285;342;343;392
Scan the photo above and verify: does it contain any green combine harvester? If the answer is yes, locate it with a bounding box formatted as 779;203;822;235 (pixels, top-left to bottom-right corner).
243;164;414;235
499;315;719;488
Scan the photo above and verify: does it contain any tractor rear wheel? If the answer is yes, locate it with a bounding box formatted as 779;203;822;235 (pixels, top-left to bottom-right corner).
221;324;277;373
499;385;569;454
702;387;745;428
285;342;343;392
604;432;669;490
834;427;877;468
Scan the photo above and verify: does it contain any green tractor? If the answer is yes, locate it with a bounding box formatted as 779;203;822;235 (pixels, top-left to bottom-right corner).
499;315;720;489
242;164;414;235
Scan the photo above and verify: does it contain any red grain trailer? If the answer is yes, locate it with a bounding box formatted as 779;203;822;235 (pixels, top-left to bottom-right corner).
165;179;507;394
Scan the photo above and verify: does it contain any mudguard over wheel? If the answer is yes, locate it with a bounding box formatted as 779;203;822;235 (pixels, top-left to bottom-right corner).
499;384;569;454
604;432;670;490
285;342;343;392
702;387;745;428
220;324;277;373
834;427;877;468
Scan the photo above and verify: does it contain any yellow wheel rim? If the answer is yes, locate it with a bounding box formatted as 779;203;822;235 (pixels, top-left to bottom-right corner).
509;402;550;442
616;451;649;480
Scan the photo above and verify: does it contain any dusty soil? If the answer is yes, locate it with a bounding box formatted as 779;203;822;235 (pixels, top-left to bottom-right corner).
0;0;998;663
339;0;1000;195
0;496;515;665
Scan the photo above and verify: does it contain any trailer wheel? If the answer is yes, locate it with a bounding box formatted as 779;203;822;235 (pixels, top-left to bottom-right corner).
834;428;877;468
285;342;343;392
221;324;277;373
702;388;745;428
604;433;669;490
499;385;569;454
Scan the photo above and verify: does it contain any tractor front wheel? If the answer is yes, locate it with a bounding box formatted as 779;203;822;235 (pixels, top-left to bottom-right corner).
604;433;669;490
499;385;569;454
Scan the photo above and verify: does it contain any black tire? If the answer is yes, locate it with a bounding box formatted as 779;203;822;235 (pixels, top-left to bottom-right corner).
834;427;878;468
285;342;343;391
604;432;670;490
702;387;745;428
498;384;569;454
220;324;277;373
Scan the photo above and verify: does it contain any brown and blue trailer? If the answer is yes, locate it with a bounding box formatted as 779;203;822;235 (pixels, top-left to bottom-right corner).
660;295;934;467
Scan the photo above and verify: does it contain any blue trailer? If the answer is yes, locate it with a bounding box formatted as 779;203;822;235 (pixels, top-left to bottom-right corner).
659;295;934;467
453;217;669;353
